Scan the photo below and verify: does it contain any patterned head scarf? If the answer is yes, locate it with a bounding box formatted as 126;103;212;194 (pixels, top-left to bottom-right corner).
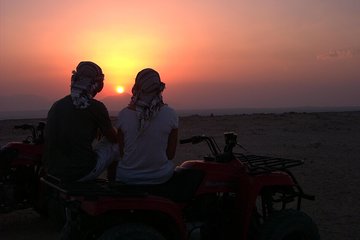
130;68;165;132
70;61;104;109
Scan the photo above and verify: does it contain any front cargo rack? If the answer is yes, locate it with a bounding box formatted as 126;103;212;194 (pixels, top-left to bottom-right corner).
235;154;304;174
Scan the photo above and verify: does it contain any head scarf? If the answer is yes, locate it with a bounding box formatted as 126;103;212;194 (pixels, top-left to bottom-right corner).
130;68;165;133
70;61;104;109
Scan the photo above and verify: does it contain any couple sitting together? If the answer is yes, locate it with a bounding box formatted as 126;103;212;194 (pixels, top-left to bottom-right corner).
42;61;178;185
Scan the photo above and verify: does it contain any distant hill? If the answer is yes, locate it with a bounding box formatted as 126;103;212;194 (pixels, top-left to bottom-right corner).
1;94;359;120
0;94;131;119
0;94;52;111
100;93;131;113
0;94;130;111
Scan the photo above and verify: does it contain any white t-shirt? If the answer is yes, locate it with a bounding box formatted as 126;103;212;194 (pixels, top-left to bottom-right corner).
116;105;178;184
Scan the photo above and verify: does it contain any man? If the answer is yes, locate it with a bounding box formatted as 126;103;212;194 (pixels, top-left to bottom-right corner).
43;61;118;182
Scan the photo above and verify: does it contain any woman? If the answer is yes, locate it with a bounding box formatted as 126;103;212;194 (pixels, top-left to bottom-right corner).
115;68;178;184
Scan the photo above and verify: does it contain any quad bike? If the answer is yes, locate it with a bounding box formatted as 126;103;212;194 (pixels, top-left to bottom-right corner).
0;122;46;214
41;132;319;240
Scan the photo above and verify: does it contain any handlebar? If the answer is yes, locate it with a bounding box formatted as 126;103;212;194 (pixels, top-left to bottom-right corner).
179;136;205;144
180;132;239;162
13;122;45;144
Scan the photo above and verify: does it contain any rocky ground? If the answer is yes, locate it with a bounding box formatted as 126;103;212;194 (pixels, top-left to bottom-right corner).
1;111;359;239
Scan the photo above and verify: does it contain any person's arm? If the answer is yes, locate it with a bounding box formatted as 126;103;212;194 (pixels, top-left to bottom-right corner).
106;127;123;181
166;128;178;160
94;102;118;144
117;128;125;158
102;126;118;144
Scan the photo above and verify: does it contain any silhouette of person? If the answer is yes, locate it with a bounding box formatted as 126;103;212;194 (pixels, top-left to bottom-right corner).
43;61;118;182
115;68;178;184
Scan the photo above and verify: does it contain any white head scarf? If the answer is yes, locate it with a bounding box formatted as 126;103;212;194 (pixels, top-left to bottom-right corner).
70;61;104;109
130;68;165;133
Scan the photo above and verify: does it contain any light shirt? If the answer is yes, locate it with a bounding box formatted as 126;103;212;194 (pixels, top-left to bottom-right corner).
116;105;178;184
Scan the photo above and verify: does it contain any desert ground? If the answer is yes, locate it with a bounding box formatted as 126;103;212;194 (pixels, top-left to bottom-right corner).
1;111;360;239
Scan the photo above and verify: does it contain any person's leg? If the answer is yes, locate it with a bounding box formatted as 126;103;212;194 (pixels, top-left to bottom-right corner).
106;160;118;181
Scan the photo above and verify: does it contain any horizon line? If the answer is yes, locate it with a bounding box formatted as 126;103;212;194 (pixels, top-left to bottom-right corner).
1;106;360;120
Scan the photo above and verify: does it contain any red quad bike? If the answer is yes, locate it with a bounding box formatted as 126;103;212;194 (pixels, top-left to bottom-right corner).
41;132;319;240
0;122;46;214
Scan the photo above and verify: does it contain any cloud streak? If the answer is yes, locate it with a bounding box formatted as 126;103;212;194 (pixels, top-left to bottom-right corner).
317;48;360;60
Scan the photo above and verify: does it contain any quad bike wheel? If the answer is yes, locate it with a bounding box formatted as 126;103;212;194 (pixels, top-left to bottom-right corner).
98;223;166;240
257;209;320;240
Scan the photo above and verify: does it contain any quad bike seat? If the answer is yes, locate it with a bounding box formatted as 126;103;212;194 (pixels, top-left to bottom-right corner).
41;168;205;202
107;168;205;202
41;175;148;198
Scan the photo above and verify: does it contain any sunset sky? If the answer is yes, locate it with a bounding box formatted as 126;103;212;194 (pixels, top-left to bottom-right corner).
1;0;359;111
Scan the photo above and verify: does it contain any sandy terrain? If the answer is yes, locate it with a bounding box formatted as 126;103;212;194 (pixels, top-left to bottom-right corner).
1;111;360;239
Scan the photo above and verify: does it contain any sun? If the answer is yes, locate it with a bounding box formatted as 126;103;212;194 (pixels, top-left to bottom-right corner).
116;85;125;94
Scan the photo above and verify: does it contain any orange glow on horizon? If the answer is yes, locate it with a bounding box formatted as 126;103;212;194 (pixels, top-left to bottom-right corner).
1;1;360;109
71;29;172;98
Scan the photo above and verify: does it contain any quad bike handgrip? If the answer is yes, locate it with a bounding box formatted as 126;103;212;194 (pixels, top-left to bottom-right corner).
180;136;204;144
14;124;33;130
179;138;193;144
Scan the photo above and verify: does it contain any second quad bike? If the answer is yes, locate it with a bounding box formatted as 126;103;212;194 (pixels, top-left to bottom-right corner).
41;131;319;240
0;122;45;214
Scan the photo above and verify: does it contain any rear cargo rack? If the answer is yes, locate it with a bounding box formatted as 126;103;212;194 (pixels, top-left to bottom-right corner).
235;154;304;174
